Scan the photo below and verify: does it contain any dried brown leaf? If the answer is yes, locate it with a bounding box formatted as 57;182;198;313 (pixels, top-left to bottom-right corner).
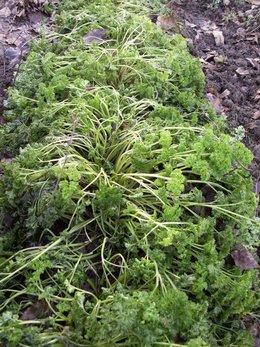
246;57;260;68
206;92;223;114
157;15;177;30
220;89;231;98
246;33;258;43
236;67;251;75
247;120;259;129
255;89;260;101
247;0;260;5
83;29;107;45
184;20;197;28
201;22;217;32
214;55;225;63
0;7;11;17
231;245;259;270
21;300;52;320
213;30;225;46
253;111;260;119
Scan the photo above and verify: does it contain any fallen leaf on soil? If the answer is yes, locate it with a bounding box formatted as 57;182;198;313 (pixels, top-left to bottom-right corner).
206;92;223;114
220;89;231;98
157;15;177;30
184;20;196;28
201;21;217;32
11;6;26;18
247;0;260;4
195;30;202;41
21;300;52;320
29;12;47;25
207;87;217;95
246;33;258;43
212;30;225;46
199;57;215;69
236;67;251;75
83;29;107;45
253;111;260;119
204;51;217;62
202;51;225;64
214;55;225;63
246;57;260;68
253;47;260;56
247;120;260;129
4;47;21;60
1;157;14;164
0;6;11;17
231;245;259;270
236;27;246;38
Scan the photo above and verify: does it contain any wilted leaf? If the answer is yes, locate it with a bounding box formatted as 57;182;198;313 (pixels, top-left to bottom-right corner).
255;89;260;101
246;57;260;68
184;20;197;28
0;6;11;17
83;29;107;45
246;33;258;43
214;55;225;63
201;21;217;32
213;30;225;46
253;111;260;119
236;67;251;75
247;0;260;5
231;245;259;270
203;51;217;62
247;120;259;129
4;47;21;60
21;300;52;320
206;91;223;114
157;15;177;30
220;89;231;98
29;12;46;25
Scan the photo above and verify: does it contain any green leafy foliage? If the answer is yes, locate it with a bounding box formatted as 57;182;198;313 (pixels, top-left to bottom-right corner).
0;0;259;346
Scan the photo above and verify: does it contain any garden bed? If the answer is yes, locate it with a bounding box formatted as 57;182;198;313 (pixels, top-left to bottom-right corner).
0;1;259;346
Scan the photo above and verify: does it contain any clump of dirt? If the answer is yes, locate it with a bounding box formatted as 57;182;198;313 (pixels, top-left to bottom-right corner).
170;0;260;210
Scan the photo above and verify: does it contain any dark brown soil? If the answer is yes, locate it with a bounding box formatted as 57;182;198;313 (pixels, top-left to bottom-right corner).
170;0;260;213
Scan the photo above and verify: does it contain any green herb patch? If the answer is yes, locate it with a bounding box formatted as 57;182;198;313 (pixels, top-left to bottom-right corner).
0;0;259;346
